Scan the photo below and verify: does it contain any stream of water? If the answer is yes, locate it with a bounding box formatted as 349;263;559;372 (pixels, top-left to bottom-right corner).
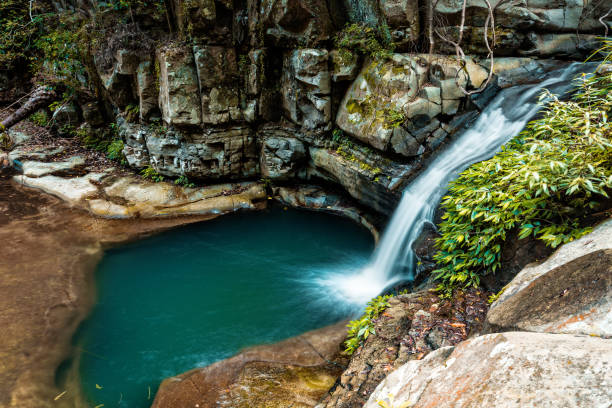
74;207;373;407
325;63;590;305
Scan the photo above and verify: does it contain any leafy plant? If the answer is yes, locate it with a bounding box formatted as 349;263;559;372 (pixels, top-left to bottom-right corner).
174;175;195;188
433;71;612;296
29;111;49;127
141;166;164;182
344;295;392;355
106;139;126;163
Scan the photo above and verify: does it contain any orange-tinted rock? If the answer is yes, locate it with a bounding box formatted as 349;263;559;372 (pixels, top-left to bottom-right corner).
151;321;349;408
365;332;612;408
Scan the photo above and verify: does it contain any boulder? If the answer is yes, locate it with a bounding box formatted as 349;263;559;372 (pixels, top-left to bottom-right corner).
157;44;202;126
485;219;612;338
319;289;490;408
330;50;360;82
152;321;349;408
260;131;307;180
365;332;612;408
336;55;481;155
51;103;79;128
282;49;331;132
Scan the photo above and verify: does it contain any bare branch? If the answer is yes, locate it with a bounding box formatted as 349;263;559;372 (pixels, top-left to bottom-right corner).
600;7;612;37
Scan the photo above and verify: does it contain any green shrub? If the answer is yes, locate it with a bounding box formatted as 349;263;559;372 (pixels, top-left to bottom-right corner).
174;175;195;188
433;71;612;296
29;111;49;127
106;139;126;163
0;0;46;71
344;295;392;355
141;166;164;182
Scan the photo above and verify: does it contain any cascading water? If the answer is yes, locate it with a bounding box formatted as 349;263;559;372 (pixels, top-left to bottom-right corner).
323;62;592;306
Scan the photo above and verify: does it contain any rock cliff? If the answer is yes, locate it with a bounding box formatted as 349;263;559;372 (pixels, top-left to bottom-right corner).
40;0;609;215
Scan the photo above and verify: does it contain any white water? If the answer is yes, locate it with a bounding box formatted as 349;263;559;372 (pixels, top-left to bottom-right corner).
323;62;589;306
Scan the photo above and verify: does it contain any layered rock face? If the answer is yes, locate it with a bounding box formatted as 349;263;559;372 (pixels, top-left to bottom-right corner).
79;0;608;215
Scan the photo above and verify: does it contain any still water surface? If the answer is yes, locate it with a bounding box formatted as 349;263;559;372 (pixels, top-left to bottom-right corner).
76;207;373;407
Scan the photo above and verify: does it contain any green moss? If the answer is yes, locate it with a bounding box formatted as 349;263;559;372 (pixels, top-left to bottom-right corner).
334;23;395;63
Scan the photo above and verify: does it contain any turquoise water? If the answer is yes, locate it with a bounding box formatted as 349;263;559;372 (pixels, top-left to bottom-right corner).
75;207;374;407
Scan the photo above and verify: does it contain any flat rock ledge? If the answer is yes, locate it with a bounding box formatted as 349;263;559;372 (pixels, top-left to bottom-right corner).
9;144;267;219
151;321;349;408
365;332;612;408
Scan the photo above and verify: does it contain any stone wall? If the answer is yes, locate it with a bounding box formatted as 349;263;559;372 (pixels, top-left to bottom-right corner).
78;0;610;214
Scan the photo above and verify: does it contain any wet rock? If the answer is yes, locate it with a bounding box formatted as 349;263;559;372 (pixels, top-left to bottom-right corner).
308;146;408;214
260;132;307;180
276;185;380;241
319;289;490;408
152;321;349;408
485;219;612;338
365;332;612;408
157;44;201;126
282;49;331;132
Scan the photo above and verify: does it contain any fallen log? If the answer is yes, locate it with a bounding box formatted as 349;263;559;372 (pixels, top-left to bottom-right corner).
1;86;58;131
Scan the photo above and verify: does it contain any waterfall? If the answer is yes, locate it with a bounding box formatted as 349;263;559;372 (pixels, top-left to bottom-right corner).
323;62;591;306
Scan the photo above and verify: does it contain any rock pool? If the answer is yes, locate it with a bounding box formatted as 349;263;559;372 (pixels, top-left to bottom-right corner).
73;207;373;407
